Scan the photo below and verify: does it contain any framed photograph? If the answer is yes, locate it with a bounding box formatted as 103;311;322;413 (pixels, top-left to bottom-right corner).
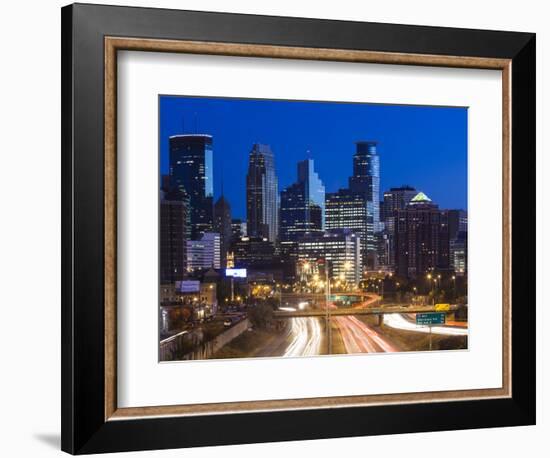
61;3;536;454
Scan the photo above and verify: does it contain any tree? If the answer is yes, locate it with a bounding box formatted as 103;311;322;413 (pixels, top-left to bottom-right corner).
248;303;274;329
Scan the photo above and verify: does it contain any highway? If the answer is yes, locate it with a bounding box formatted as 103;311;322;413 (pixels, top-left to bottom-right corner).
283;317;323;357
254;317;323;357
273;303;458;318
334;315;399;353
383;313;468;336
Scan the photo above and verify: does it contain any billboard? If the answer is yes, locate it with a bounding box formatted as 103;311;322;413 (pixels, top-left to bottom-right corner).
176;280;200;293
225;268;247;278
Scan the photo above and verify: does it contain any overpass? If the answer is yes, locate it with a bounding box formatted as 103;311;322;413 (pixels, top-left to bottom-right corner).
273;304;458;325
280;291;371;303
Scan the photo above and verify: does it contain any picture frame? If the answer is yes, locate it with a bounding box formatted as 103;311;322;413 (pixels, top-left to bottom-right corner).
61;3;535;454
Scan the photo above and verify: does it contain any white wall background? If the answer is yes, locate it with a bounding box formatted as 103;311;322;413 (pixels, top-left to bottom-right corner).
0;1;545;456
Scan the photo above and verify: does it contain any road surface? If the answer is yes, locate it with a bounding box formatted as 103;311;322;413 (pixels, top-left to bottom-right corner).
284;317;323;357
383;313;468;336
334;315;399;353
254;317;323;357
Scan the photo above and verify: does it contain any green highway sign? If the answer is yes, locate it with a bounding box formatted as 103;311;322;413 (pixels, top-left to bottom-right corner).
416;312;446;326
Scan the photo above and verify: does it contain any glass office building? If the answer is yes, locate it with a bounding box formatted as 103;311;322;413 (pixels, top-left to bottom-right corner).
349;141;381;233
246;143;279;242
280;159;325;242
324;141;381;269
169;134;214;239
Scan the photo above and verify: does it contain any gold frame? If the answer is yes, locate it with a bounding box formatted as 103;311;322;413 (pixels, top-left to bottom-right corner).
104;37;512;421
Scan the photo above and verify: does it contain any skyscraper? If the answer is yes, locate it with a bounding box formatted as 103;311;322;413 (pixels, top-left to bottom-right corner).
394;192;450;278
213;195;232;268
325;189;369;252
324;141;380;269
160;189;189;284
297;159;325;229
280;158;325;242
246;143;278;242
169;134;214;239
378;186;418;269
380;185;418;222
349;141;381;233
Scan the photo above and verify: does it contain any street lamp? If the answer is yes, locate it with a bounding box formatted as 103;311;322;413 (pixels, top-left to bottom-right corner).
321;259;332;355
451;275;456;301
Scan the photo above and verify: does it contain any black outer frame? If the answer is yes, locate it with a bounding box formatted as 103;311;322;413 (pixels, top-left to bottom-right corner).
61;3;536;455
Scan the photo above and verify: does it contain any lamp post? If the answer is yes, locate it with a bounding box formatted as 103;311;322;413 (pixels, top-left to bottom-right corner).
451;275;456;301
434;274;441;305
324;260;332;354
426;273;433;304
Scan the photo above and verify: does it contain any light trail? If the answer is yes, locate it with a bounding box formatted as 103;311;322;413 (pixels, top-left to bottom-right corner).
383;313;469;336
335;316;399;354
283;317;323;357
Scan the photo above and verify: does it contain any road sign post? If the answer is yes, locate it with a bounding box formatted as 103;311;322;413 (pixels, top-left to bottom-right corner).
416;312;446;351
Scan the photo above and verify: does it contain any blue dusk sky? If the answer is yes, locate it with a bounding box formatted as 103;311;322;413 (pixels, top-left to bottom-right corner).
159;95;467;220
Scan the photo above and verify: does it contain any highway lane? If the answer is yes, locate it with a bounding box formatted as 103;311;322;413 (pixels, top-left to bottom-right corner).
383;313;469;336
254;317;323;357
283;317;323;357
334;315;399;354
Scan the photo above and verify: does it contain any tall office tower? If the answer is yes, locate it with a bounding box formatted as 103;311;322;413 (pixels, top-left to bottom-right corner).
325;189;367;242
169;134;214;239
246;143;278;242
349;141;381;232
296;229;361;285
213;195;232;268
394;192;450;278
297;159;325;229
160;189;189;284
378;185;417;269
380;185;418;222
280;158;325;242
324;141;380;269
186;232;221;270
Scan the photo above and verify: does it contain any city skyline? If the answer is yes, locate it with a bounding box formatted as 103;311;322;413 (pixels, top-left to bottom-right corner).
159;95;469;362
159;95;468;219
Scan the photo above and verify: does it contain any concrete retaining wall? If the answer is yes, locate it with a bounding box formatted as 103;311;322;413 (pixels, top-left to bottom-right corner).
160;318;250;361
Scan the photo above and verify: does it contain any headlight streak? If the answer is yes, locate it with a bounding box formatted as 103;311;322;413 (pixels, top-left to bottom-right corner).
383;313;468;336
283;317;322;357
334;315;398;354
